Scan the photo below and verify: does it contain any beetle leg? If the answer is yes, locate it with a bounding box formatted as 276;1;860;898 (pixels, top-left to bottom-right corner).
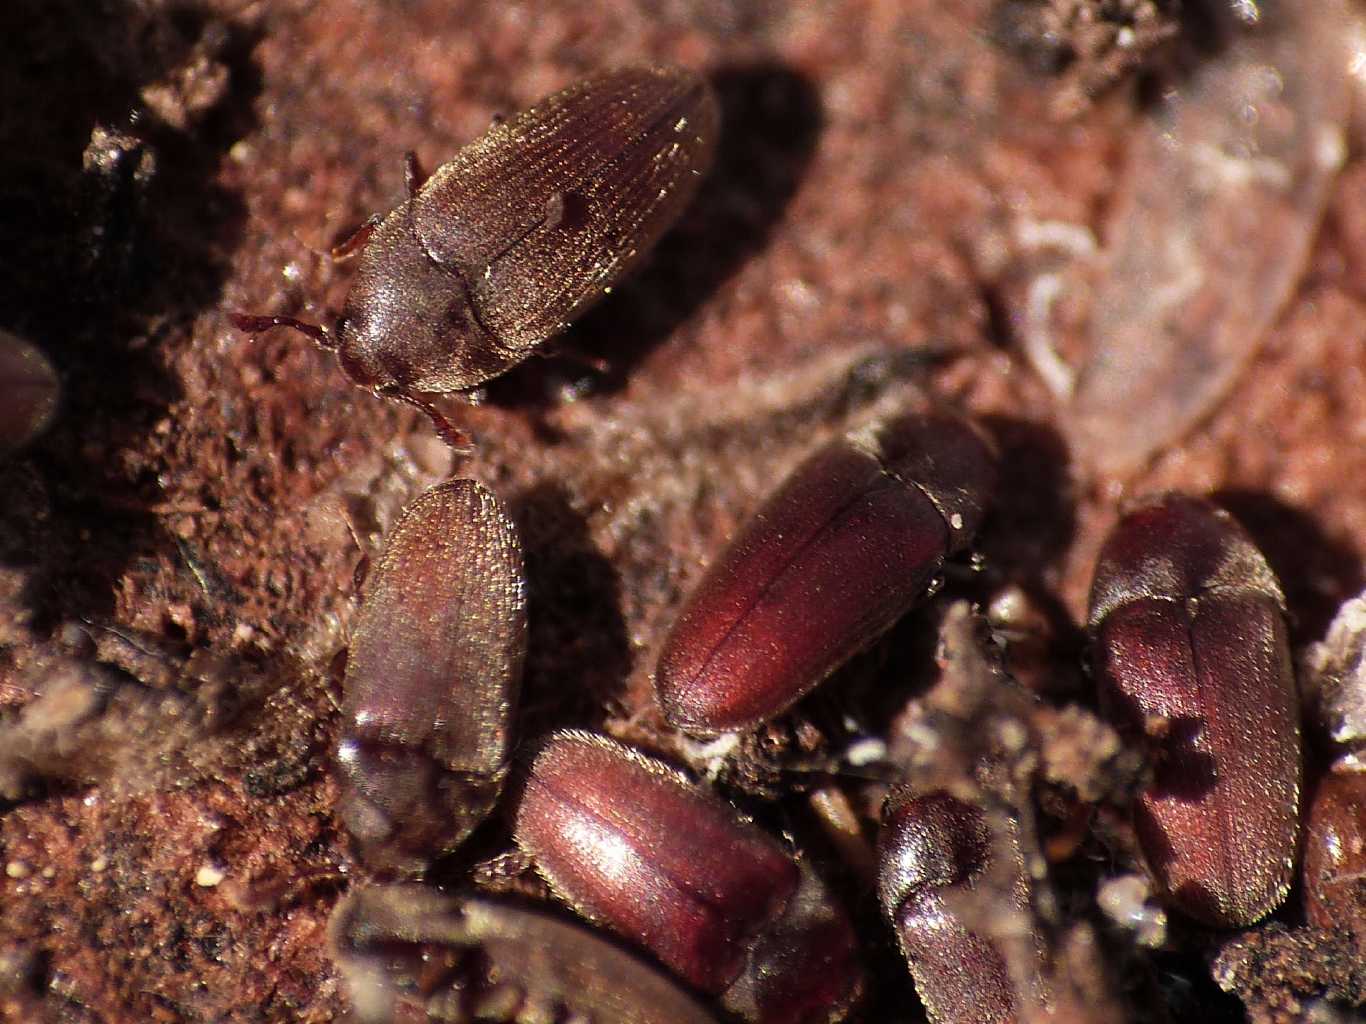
403;151;427;198
376;384;475;456
329;216;381;260
538;342;611;376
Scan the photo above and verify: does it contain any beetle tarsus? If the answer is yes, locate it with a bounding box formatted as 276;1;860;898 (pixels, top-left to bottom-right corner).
540;342;611;376
378;385;475;456
228;313;335;350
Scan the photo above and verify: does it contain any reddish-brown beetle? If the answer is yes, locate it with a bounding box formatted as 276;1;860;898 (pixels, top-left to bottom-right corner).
514;731;864;1024
330;886;721;1024
1088;493;1302;927
232;65;718;447
877;788;1035;1024
655;410;997;735
336;479;527;873
1302;769;1366;932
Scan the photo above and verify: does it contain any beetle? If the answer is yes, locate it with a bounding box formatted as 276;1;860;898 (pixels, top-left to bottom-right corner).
1088;493;1302;927
0;327;59;458
1302;769;1366;932
655;410;997;735
335;478;527;874
231;64;719;448
514;730;865;1024
877;788;1034;1024
330;886;721;1024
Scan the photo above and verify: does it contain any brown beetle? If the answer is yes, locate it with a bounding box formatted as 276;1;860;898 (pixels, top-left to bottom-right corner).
1088;493;1301;927
330;886;721;1024
0;328;59;458
655;410;997;735
877;788;1034;1024
1302;769;1366;932
336;479;527;873
232;64;718;447
514;731;865;1024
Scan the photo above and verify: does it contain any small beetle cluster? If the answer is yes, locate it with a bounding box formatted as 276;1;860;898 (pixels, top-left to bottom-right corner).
223;60;1352;1024
870;495;1311;1024
335;401;999;1022
332;468;1330;1022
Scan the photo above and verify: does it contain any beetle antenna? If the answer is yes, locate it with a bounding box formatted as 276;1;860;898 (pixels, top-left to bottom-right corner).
229;313;337;351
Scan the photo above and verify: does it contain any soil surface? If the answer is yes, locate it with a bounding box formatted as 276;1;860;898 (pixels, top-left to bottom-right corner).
1;1;1364;1022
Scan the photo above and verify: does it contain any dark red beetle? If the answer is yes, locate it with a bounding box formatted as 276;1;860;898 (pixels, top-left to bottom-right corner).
330;886;721;1024
514;731;864;1024
336;479;527;873
878;788;1036;1024
1089;493;1301;927
656;410;997;734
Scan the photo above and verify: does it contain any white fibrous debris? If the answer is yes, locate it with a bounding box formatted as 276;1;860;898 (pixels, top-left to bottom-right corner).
1097;874;1167;947
678;731;742;781
844;737;887;767
1303;592;1366;764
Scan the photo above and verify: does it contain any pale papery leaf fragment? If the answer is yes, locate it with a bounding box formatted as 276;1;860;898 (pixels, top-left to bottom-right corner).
1071;1;1350;477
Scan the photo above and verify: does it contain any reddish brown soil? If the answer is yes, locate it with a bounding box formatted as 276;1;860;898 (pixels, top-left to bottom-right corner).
1;1;1363;1022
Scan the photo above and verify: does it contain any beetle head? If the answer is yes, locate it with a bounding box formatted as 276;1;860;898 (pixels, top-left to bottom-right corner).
336;733;502;874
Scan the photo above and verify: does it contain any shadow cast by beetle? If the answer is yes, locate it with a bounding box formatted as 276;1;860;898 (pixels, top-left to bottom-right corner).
973;416;1086;690
510;484;632;740
974;416;1078;591
0;0;259;634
